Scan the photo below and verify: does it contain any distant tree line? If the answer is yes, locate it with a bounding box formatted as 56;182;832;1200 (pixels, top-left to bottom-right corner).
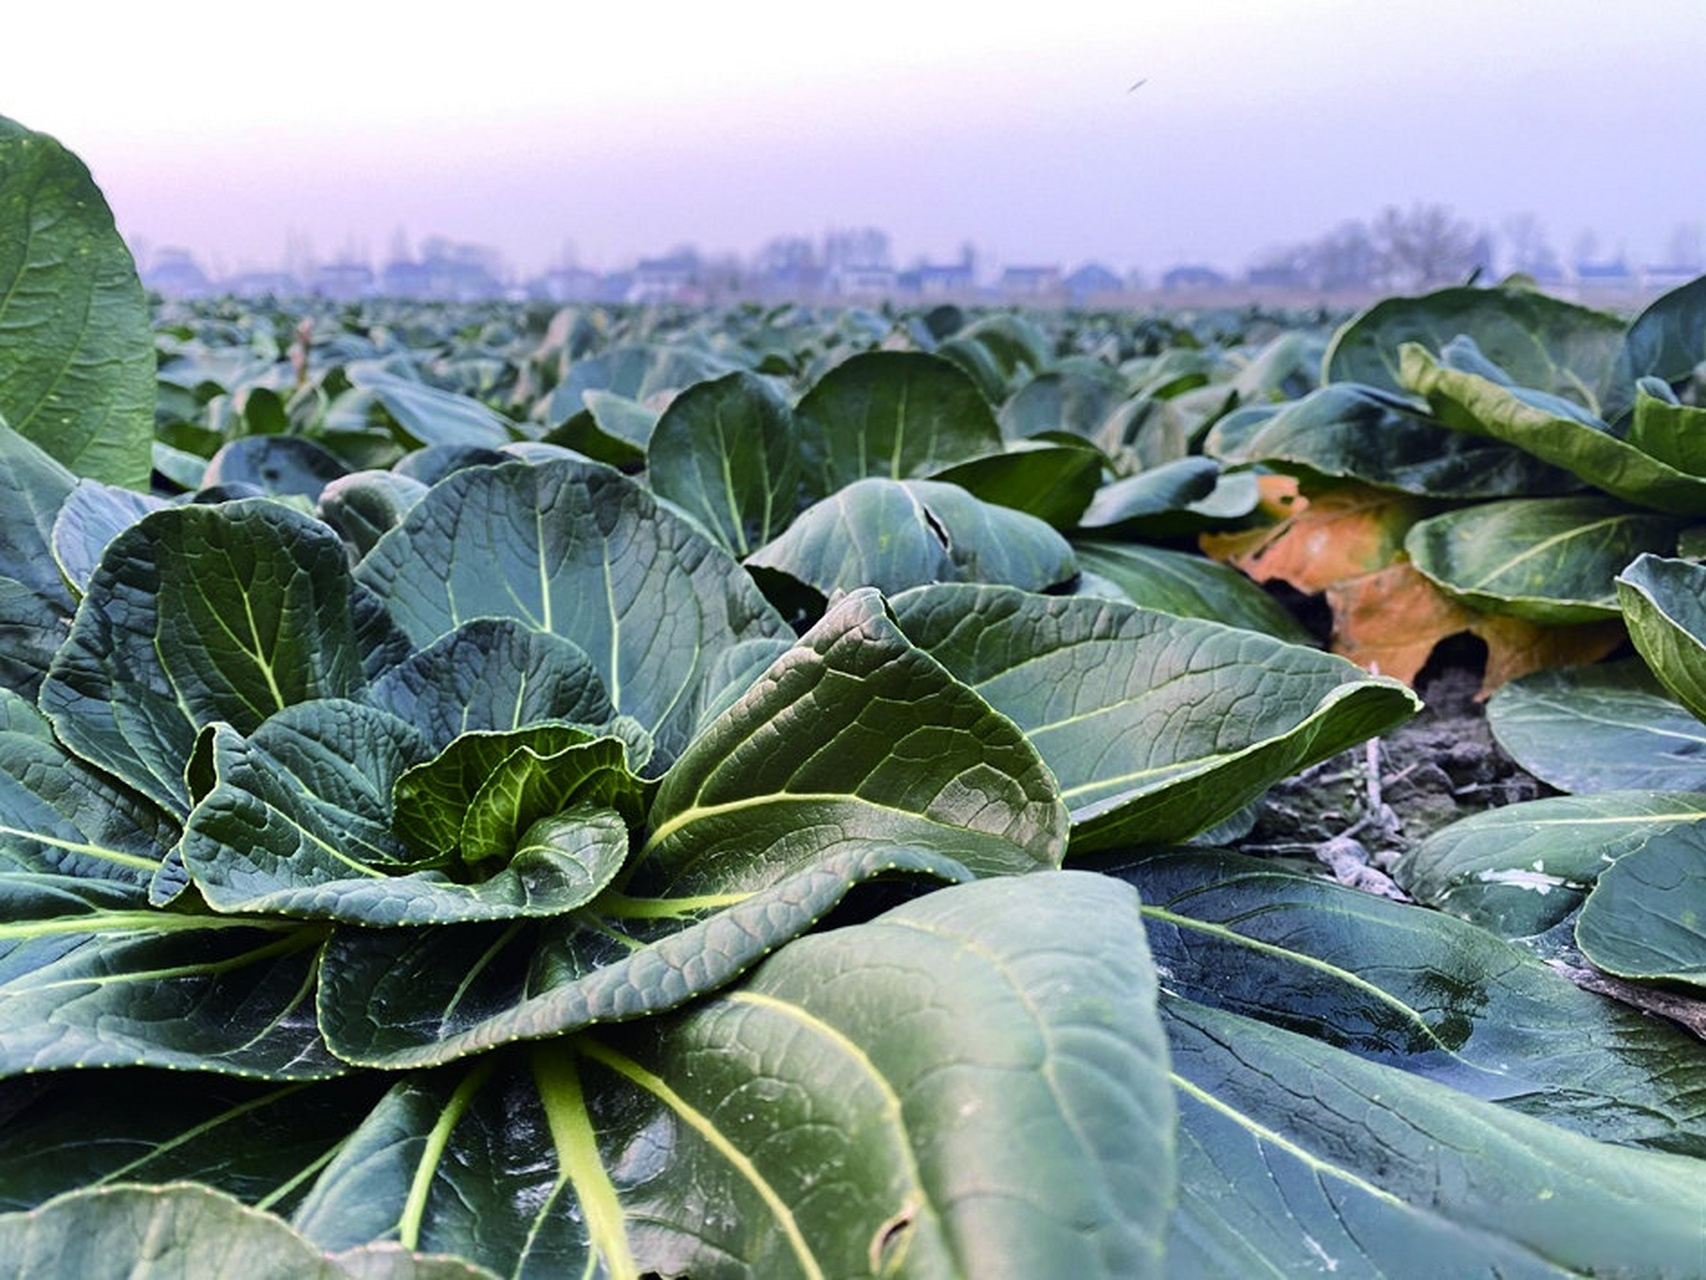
1250;203;1494;293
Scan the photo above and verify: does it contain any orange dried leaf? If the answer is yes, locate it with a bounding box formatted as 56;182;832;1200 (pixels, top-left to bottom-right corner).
1326;562;1478;686
1201;486;1427;596
1473;614;1627;697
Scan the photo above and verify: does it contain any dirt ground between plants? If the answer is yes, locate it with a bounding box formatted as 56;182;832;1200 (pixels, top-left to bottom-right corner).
1244;651;1549;895
1245;645;1706;1038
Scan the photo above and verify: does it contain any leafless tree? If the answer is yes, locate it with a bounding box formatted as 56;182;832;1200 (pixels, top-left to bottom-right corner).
1371;203;1487;290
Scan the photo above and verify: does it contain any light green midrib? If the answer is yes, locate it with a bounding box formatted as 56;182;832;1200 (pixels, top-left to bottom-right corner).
532;1043;640;1280
1142;905;1452;1052
0;823;157;871
398;1056;496;1251
579;1037;826;1280
1169;1070;1408;1208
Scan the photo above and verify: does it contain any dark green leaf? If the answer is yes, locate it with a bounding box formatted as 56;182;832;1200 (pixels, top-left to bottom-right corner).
1576;824;1706;987
355;458;792;772
1607;272;1706;420
316;470;431;562
182;710;635;926
0;874;339;1078
1324;284;1625;411
0;421;77;603
317;843;973;1067
0;1071;390;1214
891;584;1417;850
1488;660;1706;793
0;1183;495;1279
50;478;168;596
745;477;1077;601
1627;379;1706;476
1395;791;1706;936
363;619;618;751
1206;381;1579;497
1617;554;1706;723
1405;496;1683;623
40;501;399;815
1118;849;1706;1155
350;368;518;450
793;351;1004;496
927;439;1104;530
600;872;1173;1279
1071;540;1314;642
996;366;1123;441
643;588;1066;888
647;370;801;557
203;436;351;503
541;387;657;469
0;687;176;889
1075;456;1225;535
1401;343;1706;512
0;117;153;489
1165;998;1706;1279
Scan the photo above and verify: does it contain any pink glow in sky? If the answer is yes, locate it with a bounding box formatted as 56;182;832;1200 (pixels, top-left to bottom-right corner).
9;1;1705;277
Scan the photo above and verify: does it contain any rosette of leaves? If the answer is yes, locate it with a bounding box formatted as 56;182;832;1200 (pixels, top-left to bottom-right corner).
2;444;1208;1276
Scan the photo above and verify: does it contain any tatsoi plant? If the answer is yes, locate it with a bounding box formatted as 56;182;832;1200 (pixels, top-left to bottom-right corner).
10;115;1706;1277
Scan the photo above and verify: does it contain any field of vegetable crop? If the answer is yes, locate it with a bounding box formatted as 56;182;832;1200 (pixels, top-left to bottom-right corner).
4;114;1706;1277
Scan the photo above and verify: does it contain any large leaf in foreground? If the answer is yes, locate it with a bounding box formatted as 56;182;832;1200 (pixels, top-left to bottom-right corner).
605;872;1173;1279
642;587;1067;887
0;1183;493;1280
1617;553;1706;723
890;584;1418;850
1116;850;1706;1155
1395;791;1706;936
0;117;154;489
1401;342;1706;512
0;875;338;1078
41;500;399;815
305;873;1173;1280
1165;998;1706;1279
1405;496;1683;623
355;457;792;771
1487;660;1706;793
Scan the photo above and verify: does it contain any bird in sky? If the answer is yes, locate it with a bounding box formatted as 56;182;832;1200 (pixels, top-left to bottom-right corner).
1128;77;1148;92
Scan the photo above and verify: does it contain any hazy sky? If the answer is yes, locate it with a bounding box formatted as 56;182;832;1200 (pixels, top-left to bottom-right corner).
8;1;1705;277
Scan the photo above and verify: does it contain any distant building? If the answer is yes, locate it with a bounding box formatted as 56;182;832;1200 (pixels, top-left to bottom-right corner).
1161;264;1229;293
142;248;213;299
1064;262;1125;301
526;266;608;304
997;265;1063;300
627;252;701;304
311;261;376;301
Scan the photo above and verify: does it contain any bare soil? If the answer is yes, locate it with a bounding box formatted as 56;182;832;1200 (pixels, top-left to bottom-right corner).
1242;646;1553;897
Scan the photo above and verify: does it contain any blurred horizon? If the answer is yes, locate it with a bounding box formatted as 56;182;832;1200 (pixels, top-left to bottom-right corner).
10;1;1705;289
